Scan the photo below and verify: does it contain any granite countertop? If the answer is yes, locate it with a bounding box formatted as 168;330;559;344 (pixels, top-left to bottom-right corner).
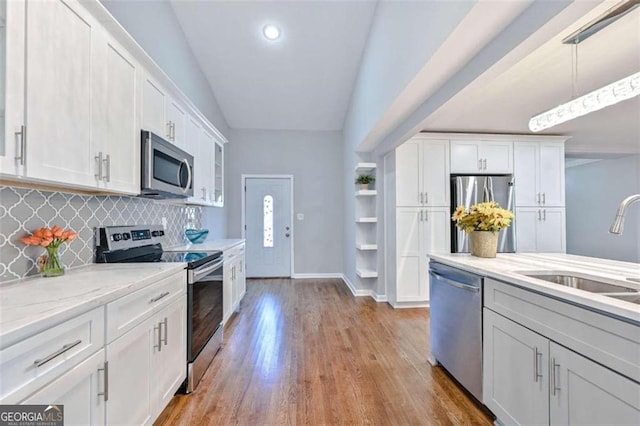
0;262;186;348
427;252;640;323
166;238;245;253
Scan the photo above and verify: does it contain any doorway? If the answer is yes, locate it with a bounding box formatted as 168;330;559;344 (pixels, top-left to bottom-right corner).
242;176;293;277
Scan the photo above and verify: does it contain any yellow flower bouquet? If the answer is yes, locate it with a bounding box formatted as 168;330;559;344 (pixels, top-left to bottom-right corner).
451;201;514;234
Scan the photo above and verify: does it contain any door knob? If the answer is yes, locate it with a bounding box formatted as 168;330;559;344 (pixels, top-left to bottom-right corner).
285;226;290;231
285;233;290;238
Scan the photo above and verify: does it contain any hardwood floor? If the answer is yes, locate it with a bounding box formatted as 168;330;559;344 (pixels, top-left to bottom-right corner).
155;278;493;425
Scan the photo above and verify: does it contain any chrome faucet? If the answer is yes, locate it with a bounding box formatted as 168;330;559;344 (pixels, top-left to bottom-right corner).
609;194;640;234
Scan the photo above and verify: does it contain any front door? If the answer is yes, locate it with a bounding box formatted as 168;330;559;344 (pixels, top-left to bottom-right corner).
245;177;292;277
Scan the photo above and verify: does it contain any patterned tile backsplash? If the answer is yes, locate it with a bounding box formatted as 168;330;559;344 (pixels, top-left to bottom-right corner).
0;186;202;283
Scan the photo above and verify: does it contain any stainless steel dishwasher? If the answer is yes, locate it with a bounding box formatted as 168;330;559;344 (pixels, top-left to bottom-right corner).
429;261;483;402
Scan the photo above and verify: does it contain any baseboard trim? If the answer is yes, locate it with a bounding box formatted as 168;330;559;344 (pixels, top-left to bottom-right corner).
341;275;388;302
390;301;430;309
371;293;388;303
291;273;343;279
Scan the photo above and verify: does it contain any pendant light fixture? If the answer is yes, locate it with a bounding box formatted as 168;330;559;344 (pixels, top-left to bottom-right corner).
529;0;640;132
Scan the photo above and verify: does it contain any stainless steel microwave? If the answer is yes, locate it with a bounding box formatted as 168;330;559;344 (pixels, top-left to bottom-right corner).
140;130;194;199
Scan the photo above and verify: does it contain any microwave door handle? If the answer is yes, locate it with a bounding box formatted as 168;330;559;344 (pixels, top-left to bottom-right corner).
178;159;192;193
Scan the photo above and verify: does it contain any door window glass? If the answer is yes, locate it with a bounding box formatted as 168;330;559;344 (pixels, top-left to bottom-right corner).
263;195;273;247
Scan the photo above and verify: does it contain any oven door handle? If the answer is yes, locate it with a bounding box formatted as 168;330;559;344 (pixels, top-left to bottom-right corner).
178;159;193;194
190;259;224;283
430;271;480;292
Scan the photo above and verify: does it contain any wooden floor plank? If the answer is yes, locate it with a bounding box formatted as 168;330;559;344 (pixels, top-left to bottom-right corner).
155;278;493;425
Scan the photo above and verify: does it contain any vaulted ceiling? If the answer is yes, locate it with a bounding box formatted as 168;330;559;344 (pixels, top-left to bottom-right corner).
170;0;377;131
167;0;639;155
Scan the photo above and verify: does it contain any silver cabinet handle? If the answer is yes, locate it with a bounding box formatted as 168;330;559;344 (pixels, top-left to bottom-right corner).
160;317;168;346
95;152;103;180
483;158;487;170
149;291;170;304
537;193;541;204
98;361;109;401
542;192;546;205
538;210;542;221
552;358;560;396
166;121;172;139
15;125;26;165
424;209;428;221
543;209;547;221
420;192;424;204
34;339;82;367
425;192;428;204
419;210;423;222
154;323;162;352
533;347;542;382
171;122;176;141
103;154;111;182
478;159;482;170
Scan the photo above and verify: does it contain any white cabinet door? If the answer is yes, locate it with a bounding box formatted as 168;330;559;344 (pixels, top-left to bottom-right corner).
106;318;153;426
92;31;139;194
223;261;234;324
450;140;481;173
514;143;539;207
539;143;565;207
22;349;106;426
537;208;566;253
200;130;215;203
396;208;423;302
213;141;224;207
142;74;166;138
549;342;640;426
150;296;186;419
166;98;186;149
0;0;25;176
237;252;246;306
421;140;449;207
420;208;450;301
515;208;539;253
482;141;513;173
24;0;96;187
483;309;549;426
395;140;421;206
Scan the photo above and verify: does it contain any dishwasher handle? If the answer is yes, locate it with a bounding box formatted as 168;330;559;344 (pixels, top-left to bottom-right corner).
430;270;480;292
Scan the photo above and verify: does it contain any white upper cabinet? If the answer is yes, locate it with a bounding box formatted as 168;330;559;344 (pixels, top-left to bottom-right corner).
396;140;421;206
0;0;25;176
24;0;96;187
395;138;449;207
450;140;513;174
142;74;167;138
514;141;565;207
166;97;186;149
200;130;215;204
92;30;139;194
213;141;224;207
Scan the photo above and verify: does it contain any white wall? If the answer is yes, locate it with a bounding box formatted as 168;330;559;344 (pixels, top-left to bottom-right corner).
225;129;344;274
101;0;229;238
565;155;640;263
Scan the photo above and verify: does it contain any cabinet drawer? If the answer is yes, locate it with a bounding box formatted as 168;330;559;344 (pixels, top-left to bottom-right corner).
484;278;640;382
0;306;105;404
106;272;186;343
225;243;245;261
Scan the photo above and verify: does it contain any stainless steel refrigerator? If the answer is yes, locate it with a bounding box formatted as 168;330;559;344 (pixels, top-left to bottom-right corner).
450;175;516;253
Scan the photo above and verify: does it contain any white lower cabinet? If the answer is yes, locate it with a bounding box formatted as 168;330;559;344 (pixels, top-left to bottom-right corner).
392;207;449;305
21;349;106;426
483;309;549;425
515;207;565;253
484;308;640;425
107;293;186;425
224;243;246;323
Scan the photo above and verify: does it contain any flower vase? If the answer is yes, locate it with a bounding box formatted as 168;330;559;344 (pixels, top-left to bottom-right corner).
40;246;65;277
469;231;498;258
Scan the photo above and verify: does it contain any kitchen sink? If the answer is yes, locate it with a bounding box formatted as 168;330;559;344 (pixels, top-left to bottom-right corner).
521;272;637;293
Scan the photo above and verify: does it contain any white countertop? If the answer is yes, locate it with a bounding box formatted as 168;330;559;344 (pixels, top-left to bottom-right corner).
427;253;640;323
0;263;186;348
166;238;245;253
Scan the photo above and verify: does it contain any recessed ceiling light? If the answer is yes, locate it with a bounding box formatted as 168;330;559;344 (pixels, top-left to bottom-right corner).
263;24;280;41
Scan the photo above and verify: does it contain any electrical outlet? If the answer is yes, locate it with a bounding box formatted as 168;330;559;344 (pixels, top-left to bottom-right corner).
161;217;168;229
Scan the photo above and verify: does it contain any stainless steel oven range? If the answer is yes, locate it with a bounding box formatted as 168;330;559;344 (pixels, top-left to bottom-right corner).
95;225;223;393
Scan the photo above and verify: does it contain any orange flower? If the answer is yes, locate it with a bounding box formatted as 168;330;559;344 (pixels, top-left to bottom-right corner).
33;228;45;238
52;226;63;238
43;228;53;238
40;238;52;247
66;232;78;242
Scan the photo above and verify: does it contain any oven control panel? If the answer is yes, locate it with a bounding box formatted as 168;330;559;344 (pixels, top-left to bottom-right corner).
96;225;165;252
